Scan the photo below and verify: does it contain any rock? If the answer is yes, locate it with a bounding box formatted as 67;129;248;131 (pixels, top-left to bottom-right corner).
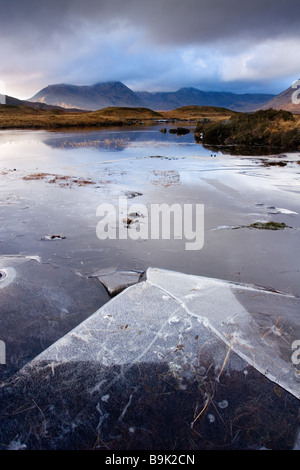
169;127;190;135
176;127;190;135
41;234;66;240
97;269;144;296
124;191;143;199
122;217;134;227
128;211;142;217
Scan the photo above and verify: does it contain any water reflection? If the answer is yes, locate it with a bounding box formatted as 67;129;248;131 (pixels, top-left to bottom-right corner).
202;144;291;156
44;125;196;149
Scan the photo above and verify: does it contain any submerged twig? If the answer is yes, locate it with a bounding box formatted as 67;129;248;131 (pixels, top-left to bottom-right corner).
191;395;210;429
217;340;233;382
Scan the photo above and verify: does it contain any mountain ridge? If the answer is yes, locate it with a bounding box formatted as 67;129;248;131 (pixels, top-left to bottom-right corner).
28;81;275;112
29;81;142;110
258;82;300;113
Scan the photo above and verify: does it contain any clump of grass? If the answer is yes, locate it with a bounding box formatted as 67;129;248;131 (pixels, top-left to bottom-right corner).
249;221;290;230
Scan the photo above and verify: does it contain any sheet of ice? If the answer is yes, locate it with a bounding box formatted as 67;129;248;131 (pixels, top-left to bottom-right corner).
1;267;299;450
96;269;144;296
33;267;299;399
276;207;298;215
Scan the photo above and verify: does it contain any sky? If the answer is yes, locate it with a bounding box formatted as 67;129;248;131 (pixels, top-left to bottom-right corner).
1;0;300;99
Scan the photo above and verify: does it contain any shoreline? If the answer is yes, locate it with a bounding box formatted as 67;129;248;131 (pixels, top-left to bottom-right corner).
1;104;300;155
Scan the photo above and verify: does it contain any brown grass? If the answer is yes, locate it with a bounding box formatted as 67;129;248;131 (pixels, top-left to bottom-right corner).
22;173;96;187
23;172;50;180
161;106;236;122
0;105;164;129
0;104;238;130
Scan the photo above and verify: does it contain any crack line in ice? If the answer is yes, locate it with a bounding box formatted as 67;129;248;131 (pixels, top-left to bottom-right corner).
92;303;185;397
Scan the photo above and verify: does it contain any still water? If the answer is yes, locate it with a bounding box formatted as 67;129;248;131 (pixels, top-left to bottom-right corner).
0;125;300;377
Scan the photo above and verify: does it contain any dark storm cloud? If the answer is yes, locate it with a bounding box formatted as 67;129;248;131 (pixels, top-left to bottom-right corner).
1;0;300;97
1;0;300;45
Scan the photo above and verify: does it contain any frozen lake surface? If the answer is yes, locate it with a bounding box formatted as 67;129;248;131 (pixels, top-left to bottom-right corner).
1;126;300;374
0;125;299;449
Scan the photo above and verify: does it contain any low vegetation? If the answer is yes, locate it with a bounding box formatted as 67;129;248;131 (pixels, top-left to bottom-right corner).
0;104;236;130
0;105;163;129
248;221;290;230
195;108;300;150
162;105;236;121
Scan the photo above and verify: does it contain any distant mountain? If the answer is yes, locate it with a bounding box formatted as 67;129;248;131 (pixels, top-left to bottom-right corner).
28;81;274;112
136;87;274;112
258;83;300;114
29;82;143;110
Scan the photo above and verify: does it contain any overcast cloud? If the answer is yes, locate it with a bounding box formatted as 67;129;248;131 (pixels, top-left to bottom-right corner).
1;0;300;98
